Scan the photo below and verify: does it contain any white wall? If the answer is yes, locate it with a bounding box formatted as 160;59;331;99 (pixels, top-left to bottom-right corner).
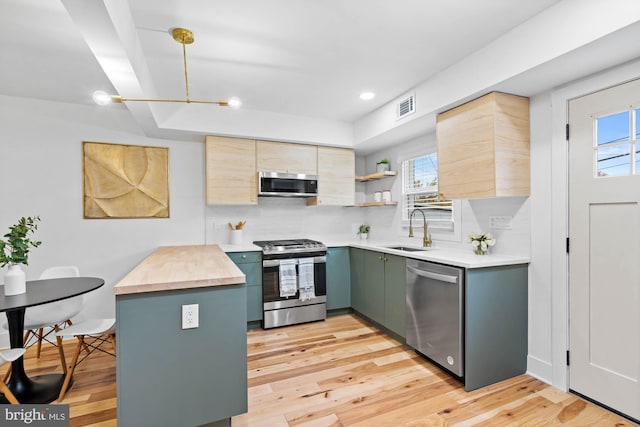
0;95;206;347
528;92;554;382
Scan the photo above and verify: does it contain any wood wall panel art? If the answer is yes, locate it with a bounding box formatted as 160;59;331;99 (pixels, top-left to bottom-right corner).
83;141;169;218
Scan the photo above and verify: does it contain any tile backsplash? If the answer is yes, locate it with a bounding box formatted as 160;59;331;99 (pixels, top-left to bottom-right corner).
205;197;364;245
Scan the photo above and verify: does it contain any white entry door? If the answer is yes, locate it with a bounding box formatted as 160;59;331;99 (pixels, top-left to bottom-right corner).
569;79;640;421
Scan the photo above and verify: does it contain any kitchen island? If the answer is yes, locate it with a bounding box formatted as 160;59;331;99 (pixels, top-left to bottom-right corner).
114;245;247;427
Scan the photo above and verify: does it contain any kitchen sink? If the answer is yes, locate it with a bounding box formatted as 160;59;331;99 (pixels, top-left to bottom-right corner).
384;245;430;252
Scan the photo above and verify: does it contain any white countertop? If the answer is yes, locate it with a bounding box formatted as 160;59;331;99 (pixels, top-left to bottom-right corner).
219;238;529;269
345;240;529;269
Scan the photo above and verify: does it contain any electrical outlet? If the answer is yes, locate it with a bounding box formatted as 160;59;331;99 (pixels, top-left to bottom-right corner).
490;215;513;230
182;304;199;329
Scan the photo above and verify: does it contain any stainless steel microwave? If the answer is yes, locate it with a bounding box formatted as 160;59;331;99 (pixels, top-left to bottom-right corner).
258;172;318;197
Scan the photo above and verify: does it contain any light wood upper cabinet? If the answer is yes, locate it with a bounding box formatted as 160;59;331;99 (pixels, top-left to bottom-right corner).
437;92;530;199
307;146;355;206
256;140;318;175
205;136;257;205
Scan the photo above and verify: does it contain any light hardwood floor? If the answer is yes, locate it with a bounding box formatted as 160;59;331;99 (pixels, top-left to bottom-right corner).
9;314;637;426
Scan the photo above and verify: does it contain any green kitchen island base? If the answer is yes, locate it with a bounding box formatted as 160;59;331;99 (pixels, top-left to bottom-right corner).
115;245;247;427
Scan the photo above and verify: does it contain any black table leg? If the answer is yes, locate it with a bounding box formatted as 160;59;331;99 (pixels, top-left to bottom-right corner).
1;309;70;404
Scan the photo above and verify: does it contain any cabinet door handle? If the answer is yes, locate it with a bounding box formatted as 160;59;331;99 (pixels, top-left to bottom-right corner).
241;255;247;259
383;257;388;262
378;256;383;260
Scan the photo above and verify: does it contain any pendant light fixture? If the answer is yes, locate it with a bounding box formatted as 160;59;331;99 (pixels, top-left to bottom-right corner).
110;27;231;107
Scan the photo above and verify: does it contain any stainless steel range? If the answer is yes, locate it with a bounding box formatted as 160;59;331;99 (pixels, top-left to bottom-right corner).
253;239;327;329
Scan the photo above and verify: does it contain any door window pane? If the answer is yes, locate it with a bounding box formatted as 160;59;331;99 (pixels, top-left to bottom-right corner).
596;111;629;146
636;109;640;139
597;145;631;176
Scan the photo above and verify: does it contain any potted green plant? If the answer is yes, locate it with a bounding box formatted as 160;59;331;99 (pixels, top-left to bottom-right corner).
0;215;41;296
357;224;370;240
376;158;390;173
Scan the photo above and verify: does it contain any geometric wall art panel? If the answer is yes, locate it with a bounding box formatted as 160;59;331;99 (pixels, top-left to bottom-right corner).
83;141;170;218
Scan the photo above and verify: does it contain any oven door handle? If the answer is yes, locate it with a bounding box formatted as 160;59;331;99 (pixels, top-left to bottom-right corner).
263;256;326;268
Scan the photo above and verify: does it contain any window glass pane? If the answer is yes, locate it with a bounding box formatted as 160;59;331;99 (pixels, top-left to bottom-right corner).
404;153;438;192
402;154;453;224
636;109;640;139
596;145;631;176
596;111;629;146
636;142;640;175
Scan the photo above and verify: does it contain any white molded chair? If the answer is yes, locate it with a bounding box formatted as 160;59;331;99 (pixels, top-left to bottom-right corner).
23;266;82;368
0;348;26;404
55;318;116;401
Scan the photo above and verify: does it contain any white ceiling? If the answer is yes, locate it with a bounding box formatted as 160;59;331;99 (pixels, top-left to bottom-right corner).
3;1;559;118
3;0;640;150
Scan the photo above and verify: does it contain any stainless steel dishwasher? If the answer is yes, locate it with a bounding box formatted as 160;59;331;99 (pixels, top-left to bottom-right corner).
406;259;464;377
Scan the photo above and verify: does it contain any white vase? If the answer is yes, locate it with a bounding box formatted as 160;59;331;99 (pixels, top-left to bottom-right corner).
4;264;26;296
229;229;243;245
359;233;368;240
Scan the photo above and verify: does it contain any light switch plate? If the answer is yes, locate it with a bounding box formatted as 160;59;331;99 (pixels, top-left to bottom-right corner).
182;304;199;329
490;215;513;230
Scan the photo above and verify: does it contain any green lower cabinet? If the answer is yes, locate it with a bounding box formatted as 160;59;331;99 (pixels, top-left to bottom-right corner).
246;284;263;322
464;264;528;391
326;247;351;310
227;251;263;322
383;253;406;337
350;249;406;338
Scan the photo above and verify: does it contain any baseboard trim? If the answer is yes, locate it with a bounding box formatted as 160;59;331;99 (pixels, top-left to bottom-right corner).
526;354;553;385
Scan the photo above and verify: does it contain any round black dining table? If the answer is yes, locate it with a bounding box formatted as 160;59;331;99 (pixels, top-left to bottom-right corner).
0;276;105;404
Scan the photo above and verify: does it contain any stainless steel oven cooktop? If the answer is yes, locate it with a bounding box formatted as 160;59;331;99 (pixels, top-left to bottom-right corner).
253;238;327;329
253;238;326;257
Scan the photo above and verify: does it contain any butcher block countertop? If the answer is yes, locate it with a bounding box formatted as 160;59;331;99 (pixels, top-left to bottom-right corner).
114;245;245;295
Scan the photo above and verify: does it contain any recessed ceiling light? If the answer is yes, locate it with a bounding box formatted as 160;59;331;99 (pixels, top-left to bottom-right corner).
92;90;112;106
228;97;242;108
360;92;375;101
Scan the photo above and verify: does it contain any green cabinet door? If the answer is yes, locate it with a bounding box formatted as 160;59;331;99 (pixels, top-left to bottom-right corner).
326;247;351;310
350;248;365;314
384;253;406;337
362;250;386;324
227;251;263;322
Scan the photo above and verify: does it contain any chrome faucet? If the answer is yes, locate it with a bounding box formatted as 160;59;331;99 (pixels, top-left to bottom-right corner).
409;209;432;247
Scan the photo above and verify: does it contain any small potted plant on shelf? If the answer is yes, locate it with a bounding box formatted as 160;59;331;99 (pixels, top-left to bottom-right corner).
0;215;42;296
357;224;370;240
376;158;390;173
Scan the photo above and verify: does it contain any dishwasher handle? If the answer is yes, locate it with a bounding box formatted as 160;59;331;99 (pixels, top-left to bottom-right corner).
407;265;458;283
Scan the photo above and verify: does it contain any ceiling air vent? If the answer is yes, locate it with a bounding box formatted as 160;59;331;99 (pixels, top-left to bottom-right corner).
396;94;415;120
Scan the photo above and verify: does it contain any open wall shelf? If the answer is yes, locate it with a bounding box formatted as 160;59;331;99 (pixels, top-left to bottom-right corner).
352;201;398;207
355;171;397;182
